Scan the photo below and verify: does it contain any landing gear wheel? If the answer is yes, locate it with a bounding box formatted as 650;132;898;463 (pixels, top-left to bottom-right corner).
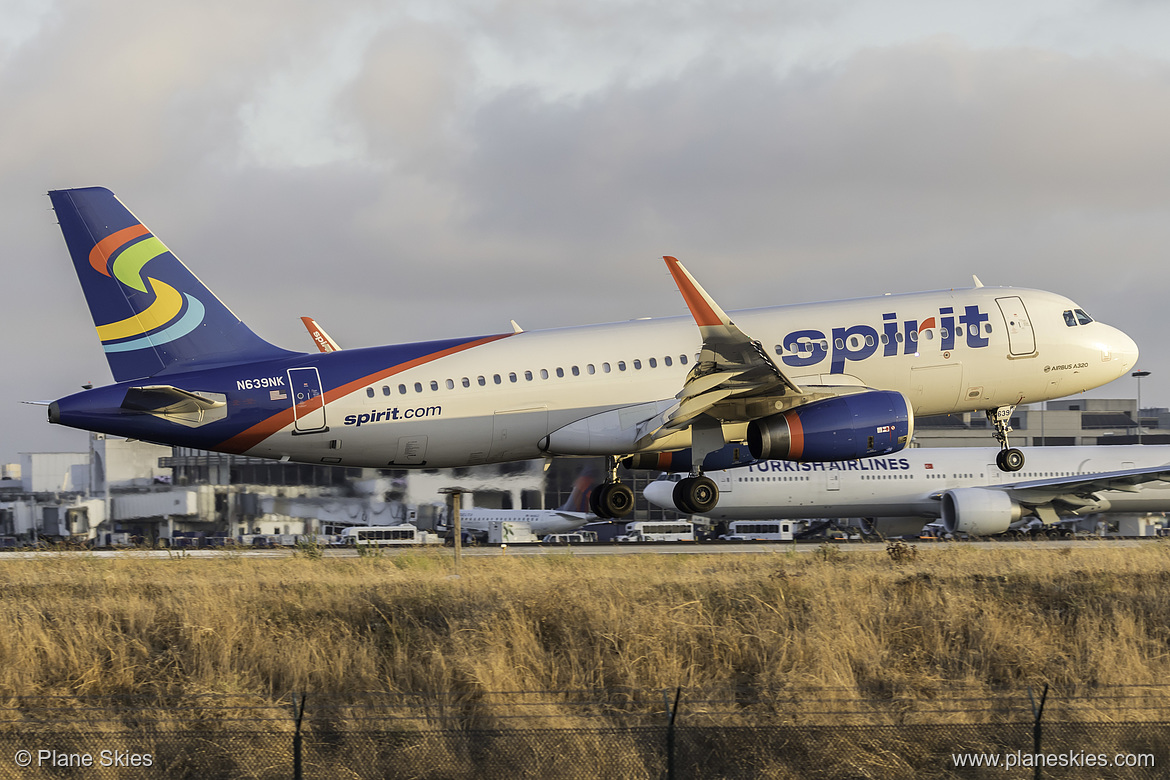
591;483;634;519
673;476;719;515
996;448;1024;472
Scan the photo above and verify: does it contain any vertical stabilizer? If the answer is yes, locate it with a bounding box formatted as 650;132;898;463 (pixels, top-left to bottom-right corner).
557;468;599;513
50;187;296;381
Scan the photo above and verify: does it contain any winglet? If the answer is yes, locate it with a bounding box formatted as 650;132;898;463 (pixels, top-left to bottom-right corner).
972;274;984;288
301;317;342;352
664;256;733;328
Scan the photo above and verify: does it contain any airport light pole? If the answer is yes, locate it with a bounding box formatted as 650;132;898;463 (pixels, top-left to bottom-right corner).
1133;370;1151;444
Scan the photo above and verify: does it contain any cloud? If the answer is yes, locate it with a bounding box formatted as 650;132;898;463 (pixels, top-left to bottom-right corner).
5;2;1170;462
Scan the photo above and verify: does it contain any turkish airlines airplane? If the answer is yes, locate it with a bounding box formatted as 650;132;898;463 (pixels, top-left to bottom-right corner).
643;445;1170;537
44;187;1138;518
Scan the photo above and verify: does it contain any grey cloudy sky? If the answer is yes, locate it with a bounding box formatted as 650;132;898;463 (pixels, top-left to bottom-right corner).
3;0;1170;462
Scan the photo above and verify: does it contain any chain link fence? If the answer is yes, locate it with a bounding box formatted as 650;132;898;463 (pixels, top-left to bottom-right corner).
1;687;1167;778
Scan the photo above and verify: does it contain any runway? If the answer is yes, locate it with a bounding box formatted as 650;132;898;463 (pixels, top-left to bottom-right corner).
0;537;1150;561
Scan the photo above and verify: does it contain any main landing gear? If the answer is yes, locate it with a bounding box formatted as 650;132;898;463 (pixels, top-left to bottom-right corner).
590;457;635;519
988;406;1025;472
673;475;719;515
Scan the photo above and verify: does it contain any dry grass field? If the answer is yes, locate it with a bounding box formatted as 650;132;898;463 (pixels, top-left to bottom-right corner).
2;541;1169;716
3;543;1169;777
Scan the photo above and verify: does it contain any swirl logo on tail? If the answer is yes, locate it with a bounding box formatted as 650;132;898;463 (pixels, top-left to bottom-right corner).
88;225;206;353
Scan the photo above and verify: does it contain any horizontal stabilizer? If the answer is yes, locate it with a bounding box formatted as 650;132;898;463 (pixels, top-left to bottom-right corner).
122;385;226;415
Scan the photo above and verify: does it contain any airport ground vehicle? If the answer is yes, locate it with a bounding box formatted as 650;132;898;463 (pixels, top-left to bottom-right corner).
617;521;695;543
719;521;795;541
543;531;599;544
340;524;439;546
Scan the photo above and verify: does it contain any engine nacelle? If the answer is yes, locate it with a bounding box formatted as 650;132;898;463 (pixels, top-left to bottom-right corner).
747;390;913;462
623;442;757;473
941;488;1022;536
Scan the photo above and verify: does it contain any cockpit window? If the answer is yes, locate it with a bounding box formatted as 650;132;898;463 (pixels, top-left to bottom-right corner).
1075;308;1093;325
1063;310;1076;327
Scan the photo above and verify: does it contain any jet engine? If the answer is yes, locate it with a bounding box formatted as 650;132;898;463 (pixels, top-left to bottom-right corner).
747;390;913;462
940;488;1022;536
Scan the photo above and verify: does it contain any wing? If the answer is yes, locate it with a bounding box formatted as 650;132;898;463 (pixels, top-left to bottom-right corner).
637;257;824;446
1001;464;1170;510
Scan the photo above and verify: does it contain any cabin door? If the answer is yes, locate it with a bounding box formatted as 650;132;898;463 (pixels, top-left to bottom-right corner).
287;367;327;433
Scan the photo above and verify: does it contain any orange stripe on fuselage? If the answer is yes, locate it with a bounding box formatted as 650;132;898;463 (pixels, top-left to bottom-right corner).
664;256;723;327
786;410;804;460
217;334;513;454
89;224;150;277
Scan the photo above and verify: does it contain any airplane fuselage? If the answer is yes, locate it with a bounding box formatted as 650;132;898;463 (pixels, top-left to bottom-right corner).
52;286;1135;469
645;445;1170;523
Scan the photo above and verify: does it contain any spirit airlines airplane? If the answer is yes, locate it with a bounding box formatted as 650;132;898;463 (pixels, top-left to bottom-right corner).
643;445;1170;537
44;187;1138;518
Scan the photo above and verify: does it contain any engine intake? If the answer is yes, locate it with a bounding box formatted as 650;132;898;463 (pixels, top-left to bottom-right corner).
747;390;913;462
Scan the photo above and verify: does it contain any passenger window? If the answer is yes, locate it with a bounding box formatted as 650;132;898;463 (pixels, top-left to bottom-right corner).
414;382;422;393
366;387;375;398
633;359;642;370
680;355;688;365
477;376;486;386
587;364;595;375
571;366;580;376
525;370;533;381
398;384;407;394
462;377;470;388
382;386;391;396
556;368;565;378
509;372;518;383
541;369;549;379
430;380;438;391
664;356;672;366
446;379;455;390
493;374;502;384
649;358;657;368
618;361;627;371
602;363;611;373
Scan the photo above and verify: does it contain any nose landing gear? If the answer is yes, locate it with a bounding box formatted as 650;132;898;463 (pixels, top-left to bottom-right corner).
988;406;1025;472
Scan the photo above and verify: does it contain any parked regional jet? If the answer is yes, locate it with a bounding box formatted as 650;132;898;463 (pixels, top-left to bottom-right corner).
44;187;1138;519
644;446;1170;537
436;469;599;540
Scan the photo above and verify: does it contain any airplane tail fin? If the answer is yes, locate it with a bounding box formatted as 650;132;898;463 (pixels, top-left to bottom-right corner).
557;467;600;513
50;187;296;382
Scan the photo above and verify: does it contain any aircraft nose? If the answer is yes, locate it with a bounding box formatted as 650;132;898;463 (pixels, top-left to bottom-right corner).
643;479;678;512
1104;325;1140;375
